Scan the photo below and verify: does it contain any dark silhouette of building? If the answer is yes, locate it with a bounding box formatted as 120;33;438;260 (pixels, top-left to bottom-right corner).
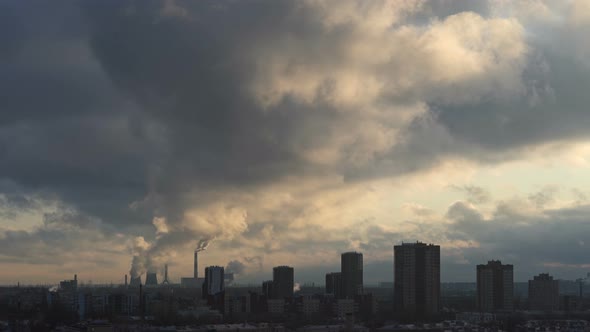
560;295;580;312
162;264;170;285
326;272;342;298
341;252;363;299
58;274;79;314
203;266;225;296
224;291;251;319
203;266;225;311
394;242;440;318
529;273;559;311
129;275;142;287
477;260;513;312
194;251;199;279
145;272;158;286
59;274;78;292
262;280;274;299
273;266;294;299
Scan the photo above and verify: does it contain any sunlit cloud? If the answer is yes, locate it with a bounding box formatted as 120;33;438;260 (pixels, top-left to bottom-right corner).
1;0;590;284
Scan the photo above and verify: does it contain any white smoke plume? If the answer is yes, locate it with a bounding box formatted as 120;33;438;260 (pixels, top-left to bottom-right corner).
153;217;169;236
196;238;210;251
128;206;247;278
128;218;213;278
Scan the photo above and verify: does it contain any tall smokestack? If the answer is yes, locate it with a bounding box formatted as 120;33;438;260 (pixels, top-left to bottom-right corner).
125;274;128;287
193;240;209;280
198;250;199;280
163;264;170;284
139;284;144;322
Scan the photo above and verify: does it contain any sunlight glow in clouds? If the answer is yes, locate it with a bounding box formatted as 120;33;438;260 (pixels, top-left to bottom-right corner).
1;0;590;284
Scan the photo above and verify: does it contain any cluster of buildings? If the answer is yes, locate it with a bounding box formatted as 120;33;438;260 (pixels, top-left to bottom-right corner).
392;243;575;318
52;242;578;320
2;241;590;331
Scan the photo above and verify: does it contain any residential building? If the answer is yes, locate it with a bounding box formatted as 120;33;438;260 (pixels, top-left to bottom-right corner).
273;266;294;299
203;266;225;296
476;260;514;312
393;242;441;318
326;272;342;298
529;273;559;311
341;252;363;299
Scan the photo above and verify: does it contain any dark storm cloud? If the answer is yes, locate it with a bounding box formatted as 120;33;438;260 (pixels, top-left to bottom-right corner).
0;0;553;225
78;1;360;233
0;1;151;231
0;180;45;219
81;0;540;192
0;211;123;265
82;0;328;188
398;28;590;159
1;0;590;280
445;200;590;280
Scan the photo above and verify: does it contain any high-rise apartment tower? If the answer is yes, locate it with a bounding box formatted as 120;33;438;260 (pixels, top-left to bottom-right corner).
273;266;294;299
394;242;440;318
476;260;514;312
341;252;363;299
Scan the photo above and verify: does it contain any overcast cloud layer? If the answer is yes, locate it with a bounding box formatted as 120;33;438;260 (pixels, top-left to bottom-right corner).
2;0;590;284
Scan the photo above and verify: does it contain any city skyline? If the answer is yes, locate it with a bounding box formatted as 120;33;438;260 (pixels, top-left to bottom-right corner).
3;245;589;288
3;0;590;285
4;249;590;329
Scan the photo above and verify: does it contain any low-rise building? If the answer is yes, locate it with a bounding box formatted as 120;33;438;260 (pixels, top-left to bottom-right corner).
333;299;356;318
267;298;285;314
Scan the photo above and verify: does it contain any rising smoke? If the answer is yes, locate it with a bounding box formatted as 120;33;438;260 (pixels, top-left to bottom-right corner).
126;188;249;278
223;256;264;278
129;235;214;279
128;217;216;278
196;239;210;252
225;260;246;275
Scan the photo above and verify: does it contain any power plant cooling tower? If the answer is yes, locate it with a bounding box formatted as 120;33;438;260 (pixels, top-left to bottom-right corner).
130;276;142;287
145;272;158;286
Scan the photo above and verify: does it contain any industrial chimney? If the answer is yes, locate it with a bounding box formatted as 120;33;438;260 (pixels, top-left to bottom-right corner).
194;251;199;279
162;265;170;285
193;241;209;281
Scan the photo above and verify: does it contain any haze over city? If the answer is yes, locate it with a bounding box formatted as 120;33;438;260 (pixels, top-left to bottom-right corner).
3;0;590;287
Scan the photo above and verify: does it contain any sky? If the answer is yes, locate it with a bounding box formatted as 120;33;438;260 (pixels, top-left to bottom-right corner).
2;0;590;285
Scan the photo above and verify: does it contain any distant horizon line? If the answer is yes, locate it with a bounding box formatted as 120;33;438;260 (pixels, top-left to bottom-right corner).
0;279;585;288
